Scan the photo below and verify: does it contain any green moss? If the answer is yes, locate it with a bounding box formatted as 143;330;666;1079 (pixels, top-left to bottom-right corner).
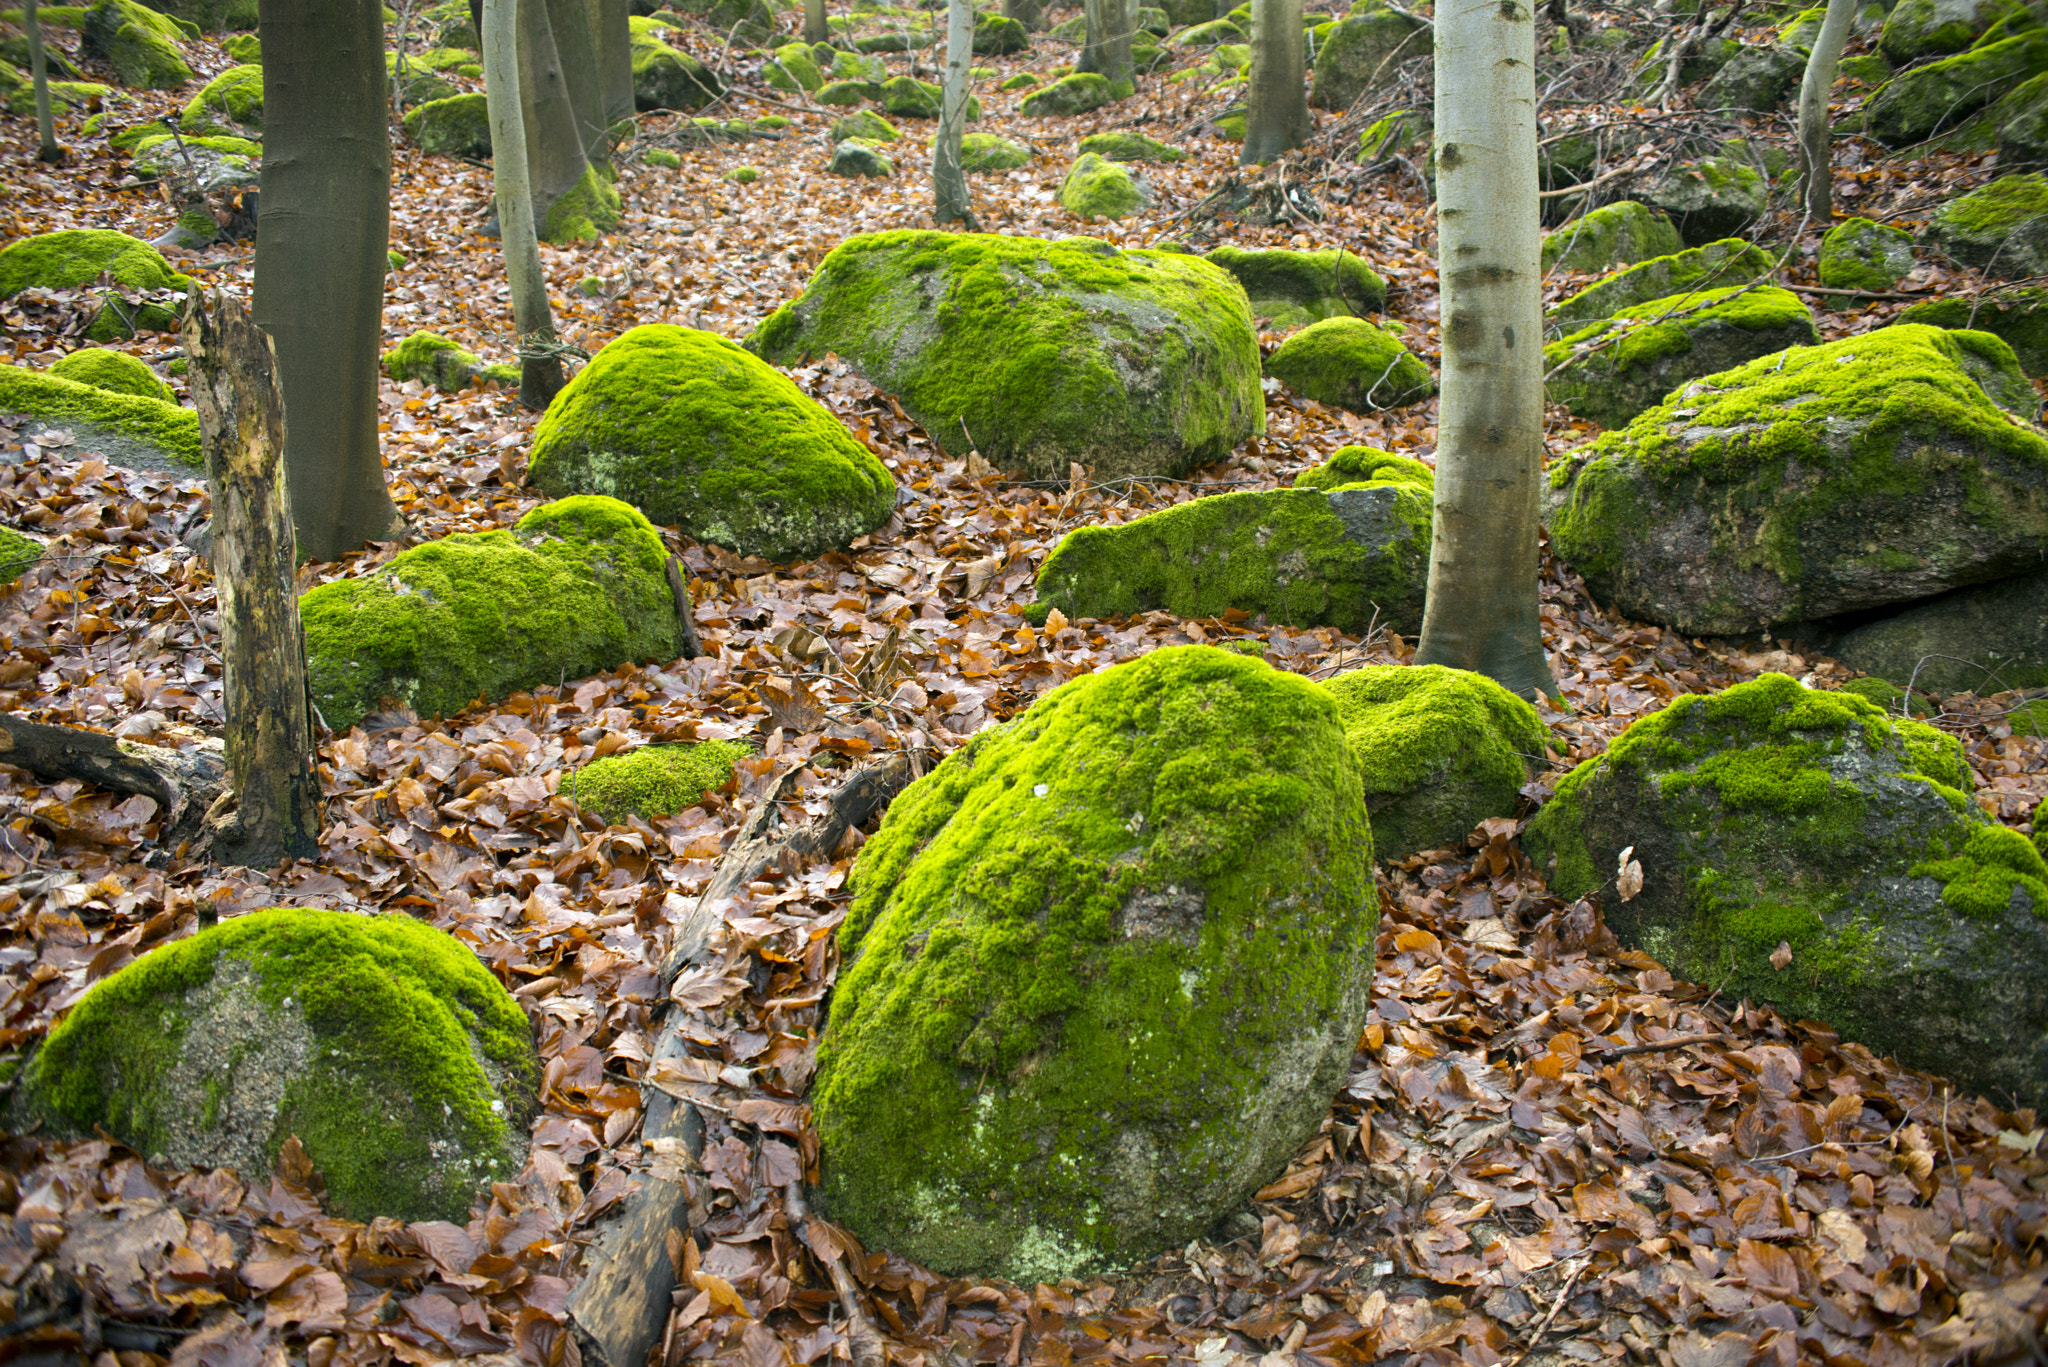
403;92;489;157
830;108;898;141
0;525;41;582
1176;15;1244;42
727;164;759;182
631;32;723;110
49;347;173;402
1000;71;1039;89
223;30;258;61
0;228;190;304
179;61;261;134
1912;822;2048;917
765;40;824;92
24;908;538;1223
1938;170;2048;236
300;495;687;731
1058;151;1146;218
644;146;681;168
1839;675;1933;717
1868;28;2048;146
0;6;86;25
952;132;1029;170
1541;200;1684;274
84;0;194;88
571;740;751;824
1206;245;1387;327
2009;698;2048;736
1265;315;1432;410
1818;216;1917;292
541;162;622;244
1550;238;1775;330
813;645;1375;1280
1899;289;2048;376
1294;444;1431;491
1020;71;1112;116
0;364;198;465
128;131;260;158
384;330;513;391
1880;0;2022;64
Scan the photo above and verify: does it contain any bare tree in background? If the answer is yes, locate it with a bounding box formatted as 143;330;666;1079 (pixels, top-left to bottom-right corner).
1077;0;1133;88
593;0;634;125
805;0;828;42
23;0;59;163
1241;0;1308;162
485;0;567;407
934;0;977;226
1798;0;1857;220
1002;0;1043;28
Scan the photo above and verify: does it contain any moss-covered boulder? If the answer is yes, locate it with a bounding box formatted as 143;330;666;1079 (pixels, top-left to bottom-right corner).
1825;564;2048;693
383;331;515;392
813;645;1376;1281
1899;288;2048;374
954;131;1029;170
1021;71;1113;116
127;132;258;191
830;108;897;141
751;231;1262;482
81;0;191;88
0;364;198;468
1204;245;1385;331
1549;237;1775;330
49;347;173;402
387;51;457;105
816;78;873;104
1174;16;1243;43
1310;0;1428;110
828;47;887;83
0;525;43;582
1078;130;1186;162
223;30;257;61
403;92;489;157
1818;216;1917;291
1523;672;2048;1109
17;908;539;1222
571;739;751;825
1548;325;2048;636
1869;29;2048;146
0;229;192;341
1923;172;2048;277
1880;0;2022;64
973;11;1028;53
881;74;974;119
301;496;688;731
829;138;893;176
1640;158;1768;246
135;0;253;30
528;326;894;561
1033;452;1430;633
633;32;722;110
1697;41;1805;114
1544;286;1818;429
1265;316;1433;411
180;62;261;135
1058;151;1148;218
1541;200;1683;275
764;40;824;92
1324;664;1548;859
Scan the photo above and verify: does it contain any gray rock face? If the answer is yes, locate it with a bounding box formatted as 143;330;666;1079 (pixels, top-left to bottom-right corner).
1309;2;1429;111
1922;172;2048;278
1549;238;1775;331
1698;42;1807;113
829;139;892;176
1640;158;1768;245
1825;563;2048;693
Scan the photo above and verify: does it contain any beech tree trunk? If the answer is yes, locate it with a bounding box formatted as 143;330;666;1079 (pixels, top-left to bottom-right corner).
23;0;58;163
547;0;610;167
1001;0;1042;28
520;0;599;228
1414;0;1556;699
593;0;634;124
252;0;403;563
182;293;323;867
934;0;976;226
1242;0;1307;163
1798;0;1856;221
485;0;567;408
1079;0;1132;85
804;0;828;42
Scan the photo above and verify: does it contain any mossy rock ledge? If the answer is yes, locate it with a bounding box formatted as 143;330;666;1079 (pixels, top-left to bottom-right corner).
1325;664;1549;860
81;0;193;88
1521;673;2048;1110
300;495;689;733
1822;562;2048;694
1548;237;1775;331
749;231;1263;482
812;645;1377;1281
1899;288;2048;376
1205;245;1386;331
1548;325;2048;636
1031;445;1430;635
1922;172;2048;279
15;908;540;1222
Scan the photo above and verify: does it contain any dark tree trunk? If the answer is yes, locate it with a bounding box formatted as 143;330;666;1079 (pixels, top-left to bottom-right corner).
253;0;403;563
182;292;324;867
24;0;59;163
486;0;567;408
593;0;634;125
546;0;610;167
1241;0;1308;162
520;0;597;224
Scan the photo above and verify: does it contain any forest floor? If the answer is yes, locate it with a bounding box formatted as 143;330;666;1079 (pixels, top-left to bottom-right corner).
0;5;2046;1367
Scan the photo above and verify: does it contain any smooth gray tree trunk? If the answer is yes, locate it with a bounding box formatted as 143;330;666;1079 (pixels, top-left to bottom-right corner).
486;0;566;407
519;0;596;229
1242;0;1307;162
934;0;975;226
1414;0;1555;698
547;0;609;167
593;0;634;125
23;0;58;163
252;0;403;563
1798;0;1857;221
805;0;828;42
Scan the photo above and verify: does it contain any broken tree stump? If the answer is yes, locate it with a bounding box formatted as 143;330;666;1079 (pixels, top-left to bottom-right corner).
0;713;228;849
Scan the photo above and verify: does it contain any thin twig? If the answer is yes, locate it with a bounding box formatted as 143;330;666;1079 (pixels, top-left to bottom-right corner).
1501;1258;1589;1367
1587;1031;1726;1058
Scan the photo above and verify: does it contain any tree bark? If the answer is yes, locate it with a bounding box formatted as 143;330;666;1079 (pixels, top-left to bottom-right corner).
934;0;976;226
1078;0;1106;72
592;0;634;125
0;715;228;851
519;0;598;222
1000;0;1042;28
1798;0;1856;221
182;292;324;868
1241;0;1307;163
1414;0;1556;700
485;0;567;408
803;0;828;42
252;0;403;564
1102;0;1133;87
23;0;59;163
546;0;610;167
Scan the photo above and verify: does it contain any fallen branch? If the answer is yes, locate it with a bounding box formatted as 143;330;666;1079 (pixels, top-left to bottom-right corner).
1587;1032;1726;1058
0;714;227;849
664;553;705;661
1783;282;1933;302
783;1182;886;1367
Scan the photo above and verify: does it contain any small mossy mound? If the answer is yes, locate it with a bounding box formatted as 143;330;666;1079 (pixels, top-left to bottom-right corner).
1640;158;1768;246
816;79;875;105
813;645;1376;1281
0;525;42;582
1898;288;2048;375
1924;172;2048;278
528;326;895;562
403;92;489;158
1522;672;2048;1109
1838;675;1934;717
1058;151;1147;218
1543;285;1819;429
19;908;539;1223
0;364;198;467
881;74;975;119
1548;325;2048;636
179;61;261;135
49;347;173;402
1205;245;1386;330
1323;664;1549;859
81;0;192;88
830;108;898;142
382;331;515;392
1000;71;1039;90
1265;316;1433;412
1078;130;1187;162
1310;1;1428;111
386;51;457;105
1550;237;1776;330
954;131;1029;170
1869;29;2048;147
750;231;1262;483
571;740;751;825
830;139;893;176
1292;444;1431;491
300;496;688;732
1825;563;2048;694
1020;71;1112;116
0;229;192;340
765;40;824;92
541;163;622;245
973;11;1028;53
1818;216;1917;291
222;30;257;61
644;147;682;168
1541;200;1683;274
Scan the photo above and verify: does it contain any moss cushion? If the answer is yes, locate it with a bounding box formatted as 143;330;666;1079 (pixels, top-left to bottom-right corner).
1265;316;1434;411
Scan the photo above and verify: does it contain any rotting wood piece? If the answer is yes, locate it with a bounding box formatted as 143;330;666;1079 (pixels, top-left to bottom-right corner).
0;714;228;849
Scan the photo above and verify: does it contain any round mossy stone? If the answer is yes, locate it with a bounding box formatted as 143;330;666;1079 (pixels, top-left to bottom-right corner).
1818;216;1917;291
1898;288;2048;377
829;108;898;142
1639;157;1767;246
813;644;1377;1281
1838;675;1933;717
180;61;262;134
955;131;1029;171
528;325;896;563
1057;151;1148;219
0;524;42;582
403;91;489;157
1322;664;1549;859
0;363;200;467
1309;6;1428;111
1019;71;1112;116
1293;443;1430;491
49;347;174;402
1549;237;1774;329
830;139;893;176
1265;316;1434;411
1540;200;1682;274
17;907;539;1222
571;739;751;824
0;229;193;341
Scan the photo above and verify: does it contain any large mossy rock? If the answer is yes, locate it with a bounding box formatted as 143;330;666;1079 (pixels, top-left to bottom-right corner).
403;92;490;157
1265;316;1433;411
529;326;893;561
1058;152;1148;218
1544;286;1818;430
1079;130;1187;163
812;645;1377;1281
750;231;1263;482
1020;71;1113;116
0;229;192;341
1818;216;1917;291
49;347;173;403
829;108;897;142
1698;41;1805;114
973;11;1028;53
764;41;824;92
18;908;539;1222
301;496;688;732
0;364;199;468
1868;30;2048;147
633;30;723;110
180;62;261;135
80;0;191;88
1522;673;2048;1110
1899;288;2048;375
1325;665;1548;860
1032;447;1430;633
1995;71;2048;165
571;739;751;825
1640;158;1768;246
1549;238;1774;330
1540;201;1683;275
1548;325;2048;636
1880;0;2021;64
1825;563;2048;693
1923;172;2048;277
383;331;515;392
1310;0;1428;110
1204;245;1386;330
956;131;1030;171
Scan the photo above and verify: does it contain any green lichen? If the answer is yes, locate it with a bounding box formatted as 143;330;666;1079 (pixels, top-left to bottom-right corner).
814;645;1376;1280
1078;131;1187;162
1058;151;1146;219
1265;315;1433;411
0;364;198;465
403;92;489;158
1323;664;1550;859
0;525;41;582
49;346;173;402
1206;245;1386;329
179;61;261;134
542;163;622;245
300;495;687;732
22;907;538;1223
1541;200;1684;275
1817;216;1917;292
1293;444;1431;491
1549;238;1775;330
570;740;751;825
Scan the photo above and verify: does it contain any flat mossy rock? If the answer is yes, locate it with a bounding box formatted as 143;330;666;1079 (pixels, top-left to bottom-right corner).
0;364;198;469
1522;672;2048;1110
1204;245;1386;331
1059;152;1148;218
0;524;43;582
1869;29;2048;146
830;139;893;176
1923;172;2048;277
0;229;192;341
1541;201;1683;275
528;326;895;561
81;0;192;88
1899;288;2048;375
816;79;875;104
633;32;723;110
571;739;751;824
1020;72;1113;116
830;109;898;142
1078;130;1186;162
1880;0;2023;64
1324;664;1549;859
1543;285;1819;429
301;496;688;732
813;645;1376;1281
49;347;173;402
1547;325;2048;636
1640;158;1768;246
1033;458;1430;633
1824;563;2048;693
404;92;490;157
749;231;1263;482
1549;238;1775;330
956;131;1029;170
1310;0;1428;110
1819;216;1917;291
17;908;539;1222
180;62;262;135
383;331;515;392
1265;316;1433;412
1697;41;1805;113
